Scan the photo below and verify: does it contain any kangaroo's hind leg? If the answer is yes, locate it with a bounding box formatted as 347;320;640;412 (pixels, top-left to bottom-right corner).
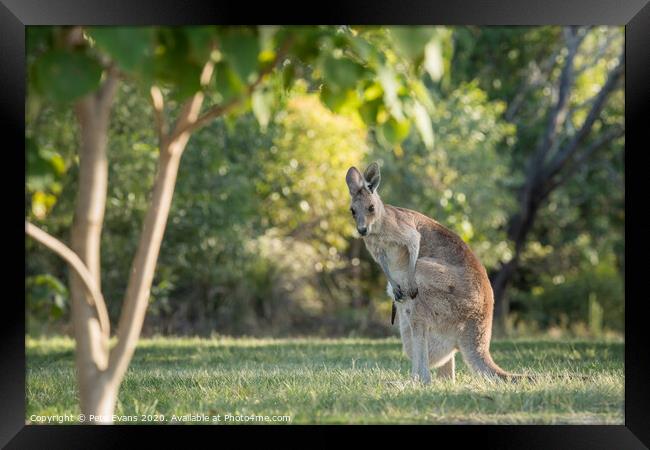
397;312;456;381
427;334;456;381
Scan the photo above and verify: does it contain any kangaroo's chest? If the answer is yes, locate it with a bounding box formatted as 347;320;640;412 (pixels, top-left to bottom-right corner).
364;236;410;279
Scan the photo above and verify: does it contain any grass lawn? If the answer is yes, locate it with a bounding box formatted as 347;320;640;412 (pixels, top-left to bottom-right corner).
26;336;624;424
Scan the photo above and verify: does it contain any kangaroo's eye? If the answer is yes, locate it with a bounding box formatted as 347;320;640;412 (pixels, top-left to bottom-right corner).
350;208;356;216
368;205;375;213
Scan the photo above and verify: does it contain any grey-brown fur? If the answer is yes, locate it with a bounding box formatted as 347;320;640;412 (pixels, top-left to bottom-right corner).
346;162;522;383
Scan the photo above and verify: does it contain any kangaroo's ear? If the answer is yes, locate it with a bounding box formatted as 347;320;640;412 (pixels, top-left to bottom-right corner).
346;167;364;196
363;162;381;193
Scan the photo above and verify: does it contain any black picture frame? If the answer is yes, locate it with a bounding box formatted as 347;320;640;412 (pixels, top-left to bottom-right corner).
4;0;648;447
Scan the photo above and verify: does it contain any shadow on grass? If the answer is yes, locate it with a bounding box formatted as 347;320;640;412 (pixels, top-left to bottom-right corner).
27;338;623;378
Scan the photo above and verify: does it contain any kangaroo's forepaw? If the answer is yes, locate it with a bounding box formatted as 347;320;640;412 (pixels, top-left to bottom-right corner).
408;284;418;299
393;285;404;302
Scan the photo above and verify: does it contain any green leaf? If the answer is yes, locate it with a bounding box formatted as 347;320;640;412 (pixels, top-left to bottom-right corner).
88;27;154;72
31;191;57;219
348;34;380;64
27;274;68;319
258;26;280;52
150;28;205;99
410;79;435;112
30;274;67;295
252;87;274;132
358;97;382;126
377;66;404;121
285;27;325;62
424;39;444;81
26;27;53;54
320;55;364;93
220;31;260;84
214;61;245;102
170;62;204;101
26;161;54;192
389;26;437;62
363;82;383;101
412;101;435;149
320;84;348;112
379;117;411;146
33;50;103;102
359;82;384;125
184;26;216;64
281;62;296;91
26;139;67;193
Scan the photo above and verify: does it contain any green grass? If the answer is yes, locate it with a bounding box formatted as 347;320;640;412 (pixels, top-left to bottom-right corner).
27;336;624;424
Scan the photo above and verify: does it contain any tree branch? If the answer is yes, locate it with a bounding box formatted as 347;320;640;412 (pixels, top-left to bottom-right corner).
533;27;584;167
543;53;624;181
540;126;624;199
150;85;167;147
173;37;293;139
25;221;110;339
573;31;619;77
106;149;184;386
170;88;209;145
504;42;563;122
512;27;586;230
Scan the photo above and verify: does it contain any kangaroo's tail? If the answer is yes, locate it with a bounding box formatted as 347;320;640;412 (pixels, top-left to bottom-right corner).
459;342;532;382
459;341;589;383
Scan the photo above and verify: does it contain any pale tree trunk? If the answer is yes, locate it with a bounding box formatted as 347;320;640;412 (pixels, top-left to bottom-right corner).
70;76;119;420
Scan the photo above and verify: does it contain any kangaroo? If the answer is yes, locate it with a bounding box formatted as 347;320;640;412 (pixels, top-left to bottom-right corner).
346;162;525;384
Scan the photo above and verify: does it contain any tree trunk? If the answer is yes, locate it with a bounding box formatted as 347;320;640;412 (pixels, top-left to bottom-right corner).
492;259;518;326
70;81;117;422
492;187;540;331
79;374;118;421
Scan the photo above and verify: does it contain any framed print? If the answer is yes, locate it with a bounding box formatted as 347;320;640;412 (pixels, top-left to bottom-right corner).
3;0;649;447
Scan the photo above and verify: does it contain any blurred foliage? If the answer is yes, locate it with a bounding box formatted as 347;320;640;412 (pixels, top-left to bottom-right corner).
27;26;450;147
25;26;624;337
26;274;68;335
510;256;623;335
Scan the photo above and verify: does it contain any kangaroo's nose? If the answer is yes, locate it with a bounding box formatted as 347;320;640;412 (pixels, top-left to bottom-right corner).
358;227;368;236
